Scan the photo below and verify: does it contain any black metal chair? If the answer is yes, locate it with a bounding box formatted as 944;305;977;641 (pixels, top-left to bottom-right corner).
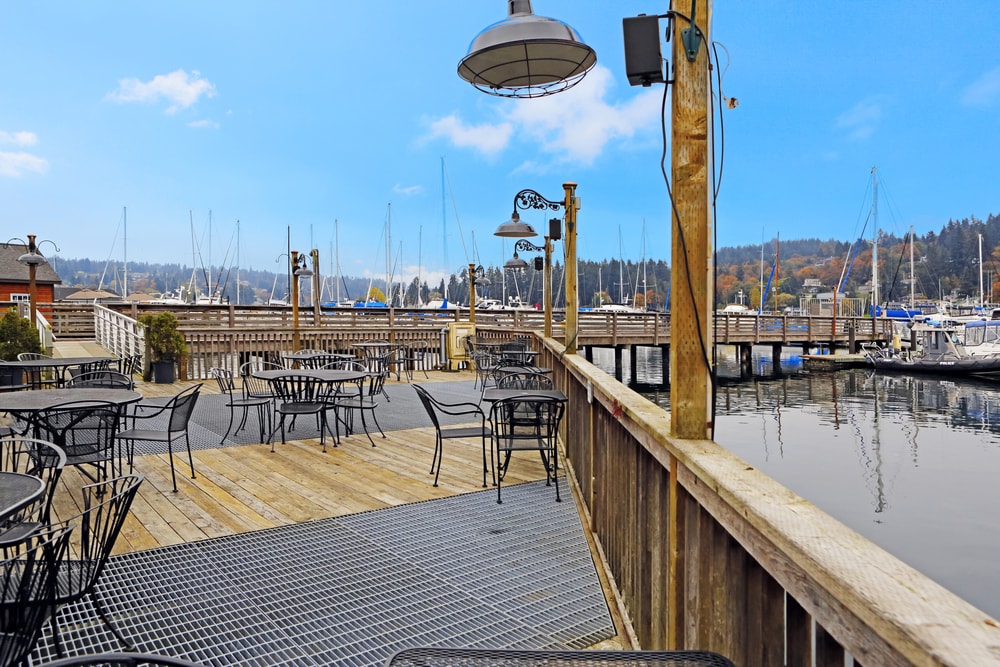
115;385;201;493
115;353;143;378
66;371;135;390
33;400;124;485
396;341;431;381
47;474;144;657
209;367;271;444
384;647;735;667
489;393;565;503
332;363;386;447
0;437;66;547
0;525;74;667
238;360;281;402
413;384;491;488
267;374;330;452
18;352;58;390
36;653;208;666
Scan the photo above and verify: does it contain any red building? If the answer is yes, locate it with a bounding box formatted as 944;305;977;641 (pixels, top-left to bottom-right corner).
0;242;62;317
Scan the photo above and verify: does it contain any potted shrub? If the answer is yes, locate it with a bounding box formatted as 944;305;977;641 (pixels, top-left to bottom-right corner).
138;312;187;383
0;307;42;388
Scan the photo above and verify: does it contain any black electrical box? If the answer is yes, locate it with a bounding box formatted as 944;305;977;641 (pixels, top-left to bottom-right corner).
623;14;665;87
549;218;562;241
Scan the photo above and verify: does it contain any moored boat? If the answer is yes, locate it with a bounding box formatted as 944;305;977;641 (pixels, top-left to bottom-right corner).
864;323;1000;376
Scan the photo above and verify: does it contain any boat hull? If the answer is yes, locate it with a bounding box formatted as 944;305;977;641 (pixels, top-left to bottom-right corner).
868;355;1000;376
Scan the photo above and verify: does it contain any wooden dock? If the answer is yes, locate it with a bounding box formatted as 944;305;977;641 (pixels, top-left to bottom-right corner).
801;352;869;371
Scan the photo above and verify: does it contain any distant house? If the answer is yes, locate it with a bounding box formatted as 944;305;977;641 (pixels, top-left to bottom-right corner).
0;242;62;316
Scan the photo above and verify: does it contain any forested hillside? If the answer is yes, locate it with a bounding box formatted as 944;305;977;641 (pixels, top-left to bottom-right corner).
49;212;1000;309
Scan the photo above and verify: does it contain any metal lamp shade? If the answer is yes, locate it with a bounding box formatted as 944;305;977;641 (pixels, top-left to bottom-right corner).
17;251;45;266
294;266;313;277
494;211;538;238
459;1;597;98
505;254;530;270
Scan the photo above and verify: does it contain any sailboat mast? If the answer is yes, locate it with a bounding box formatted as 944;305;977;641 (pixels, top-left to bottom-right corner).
871;166;879;315
335;219;341;304
773;233;780;314
123;206;128;298
236;220;241;306
909;225;915;309
386;203;391;302
759;231;765;311
980;233;984;307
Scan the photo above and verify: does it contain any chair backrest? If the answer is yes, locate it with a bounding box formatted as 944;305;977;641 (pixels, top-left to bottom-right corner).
0;525;73;667
239;362;276;400
34;400;122;467
210;367;236;395
326;359;366;372
67;370;134;390
301;353;346;370
17;352;51;361
412;384;442;431
0;437;66;526
166;384;201;433
270;375;325;404
496;371;553;390
117;353;143;376
54;474;144;607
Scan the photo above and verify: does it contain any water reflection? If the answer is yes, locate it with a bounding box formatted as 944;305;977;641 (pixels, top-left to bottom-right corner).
590;345;1000;617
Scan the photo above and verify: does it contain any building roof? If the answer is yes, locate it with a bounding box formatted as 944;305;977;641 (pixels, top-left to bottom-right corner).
0;243;62;284
63;288;120;301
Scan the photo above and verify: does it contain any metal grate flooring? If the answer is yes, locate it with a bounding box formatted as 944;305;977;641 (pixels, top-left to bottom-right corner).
32;479;616;666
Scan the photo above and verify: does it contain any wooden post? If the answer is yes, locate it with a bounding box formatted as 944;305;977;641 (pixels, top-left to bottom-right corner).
544;236;553;338
311;248;321;326
668;1;713;440
291;251;301;352
468;263;477;325
564;182;579;354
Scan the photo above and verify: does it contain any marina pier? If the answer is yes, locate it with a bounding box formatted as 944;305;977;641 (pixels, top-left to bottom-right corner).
24;301;998;664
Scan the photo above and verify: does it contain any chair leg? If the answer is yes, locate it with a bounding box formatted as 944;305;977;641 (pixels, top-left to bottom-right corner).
221;404;236;444
185;433;196;480
167;438;178;493
88;589;135;651
431;434;443;487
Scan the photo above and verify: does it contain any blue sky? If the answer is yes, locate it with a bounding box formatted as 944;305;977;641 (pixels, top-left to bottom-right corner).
2;1;999;291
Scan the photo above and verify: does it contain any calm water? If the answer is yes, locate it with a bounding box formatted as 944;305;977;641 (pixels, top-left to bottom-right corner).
590;345;1000;619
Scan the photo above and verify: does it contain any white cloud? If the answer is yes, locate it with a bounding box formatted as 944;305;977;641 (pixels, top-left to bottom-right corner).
0;131;38;146
394;184;423;196
426;65;662;166
835;97;887;140
187;119;220;129
0;151;48;177
424;115;513;156
107;69;217;114
504;66;662;166
961;67;1000;108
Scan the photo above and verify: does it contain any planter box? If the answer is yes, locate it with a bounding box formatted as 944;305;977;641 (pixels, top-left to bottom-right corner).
152;360;176;384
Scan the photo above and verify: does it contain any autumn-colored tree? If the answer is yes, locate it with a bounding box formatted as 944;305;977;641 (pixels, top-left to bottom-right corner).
366;287;386;303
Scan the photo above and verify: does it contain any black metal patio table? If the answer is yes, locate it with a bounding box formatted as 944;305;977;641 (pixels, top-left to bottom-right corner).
0;356;116;387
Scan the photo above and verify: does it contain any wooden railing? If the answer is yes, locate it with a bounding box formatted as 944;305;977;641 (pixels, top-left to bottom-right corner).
540;336;999;665
48;302;895;352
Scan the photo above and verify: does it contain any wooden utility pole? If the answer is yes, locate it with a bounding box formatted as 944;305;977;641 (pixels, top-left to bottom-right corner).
564;182;579;354
669;2;713;440
291;250;301;351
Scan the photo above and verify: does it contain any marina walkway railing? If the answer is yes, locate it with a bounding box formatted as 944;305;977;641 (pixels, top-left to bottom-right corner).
93;303;144;362
539;334;999;665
